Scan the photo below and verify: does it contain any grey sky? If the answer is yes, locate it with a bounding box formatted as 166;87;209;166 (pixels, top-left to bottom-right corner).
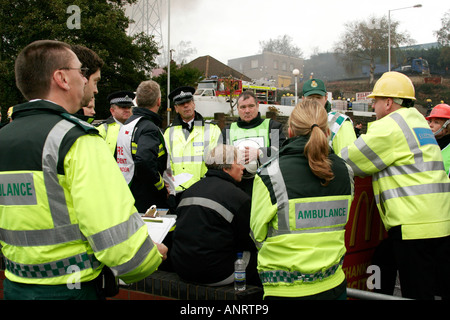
129;0;447;64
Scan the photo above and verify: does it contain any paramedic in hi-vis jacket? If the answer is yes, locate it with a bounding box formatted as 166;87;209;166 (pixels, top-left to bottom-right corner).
0;40;167;300
251;99;354;300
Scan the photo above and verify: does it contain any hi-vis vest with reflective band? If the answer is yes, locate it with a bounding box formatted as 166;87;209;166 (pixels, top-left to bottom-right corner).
97;120;121;155
0;103;159;285
117;117;140;184
251;156;353;297
442;144;450;177
328;111;352;147
116;116;167;190
164;121;221;191
340;107;450;240
228;119;271;149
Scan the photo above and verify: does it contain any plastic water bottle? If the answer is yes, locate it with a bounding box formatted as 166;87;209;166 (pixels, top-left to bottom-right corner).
234;252;246;291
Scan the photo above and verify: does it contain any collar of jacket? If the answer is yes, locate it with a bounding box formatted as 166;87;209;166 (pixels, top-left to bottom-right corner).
281;135;335;156
437;133;450;150
132;107;163;127
12;99;68;119
73;111;95;124
172;111;204;129
104;115;116;125
236;112;264;129
205;168;238;185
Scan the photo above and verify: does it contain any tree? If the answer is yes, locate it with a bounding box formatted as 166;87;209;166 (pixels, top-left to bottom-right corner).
0;0;160;121
334;16;413;84
435;10;450;47
435;10;450;74
221;77;240;116
153;61;203;117
260;34;303;58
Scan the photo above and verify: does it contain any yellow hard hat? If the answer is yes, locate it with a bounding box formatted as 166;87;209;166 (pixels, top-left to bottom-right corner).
367;72;416;101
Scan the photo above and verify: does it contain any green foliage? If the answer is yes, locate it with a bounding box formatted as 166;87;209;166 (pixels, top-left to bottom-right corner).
435;10;450;47
0;0;160;121
153;61;203;115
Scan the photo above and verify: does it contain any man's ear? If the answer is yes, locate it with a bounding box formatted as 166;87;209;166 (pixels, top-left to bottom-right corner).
386;97;394;112
52;69;70;91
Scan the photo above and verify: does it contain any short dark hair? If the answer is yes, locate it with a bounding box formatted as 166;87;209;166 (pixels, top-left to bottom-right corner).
15;40;72;100
70;45;104;79
238;90;258;105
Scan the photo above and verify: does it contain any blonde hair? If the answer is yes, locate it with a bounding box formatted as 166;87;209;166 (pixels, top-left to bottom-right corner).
289;99;334;186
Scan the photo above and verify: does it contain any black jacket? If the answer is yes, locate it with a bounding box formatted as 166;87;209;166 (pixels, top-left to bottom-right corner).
125;107;168;212
437;134;450;151
170;169;255;284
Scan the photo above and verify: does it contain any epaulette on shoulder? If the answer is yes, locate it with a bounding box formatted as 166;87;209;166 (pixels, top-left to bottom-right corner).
94;120;107;127
205;119;220;127
61;113;99;135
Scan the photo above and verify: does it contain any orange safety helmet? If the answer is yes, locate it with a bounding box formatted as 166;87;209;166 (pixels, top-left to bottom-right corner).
426;104;450;120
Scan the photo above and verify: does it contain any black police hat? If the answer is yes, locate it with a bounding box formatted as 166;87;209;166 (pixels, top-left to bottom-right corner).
107;91;135;107
169;86;195;105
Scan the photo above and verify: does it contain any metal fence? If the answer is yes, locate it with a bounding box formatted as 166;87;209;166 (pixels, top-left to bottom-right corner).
347;288;412;300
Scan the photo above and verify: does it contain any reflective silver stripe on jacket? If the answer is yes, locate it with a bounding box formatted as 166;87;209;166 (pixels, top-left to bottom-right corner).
88;212;145;252
345;112;449;204
168;121;211;163
110;237;154;277
1;119;154;278
43;120;77;226
262;158;349;239
0;224;85;247
0;120;148;249
178;197;234;223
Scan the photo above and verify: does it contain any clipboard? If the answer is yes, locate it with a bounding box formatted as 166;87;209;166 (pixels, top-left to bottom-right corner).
142;216;176;243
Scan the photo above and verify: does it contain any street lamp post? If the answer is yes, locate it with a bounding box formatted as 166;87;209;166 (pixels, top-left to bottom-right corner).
167;0;171;125
293;68;300;106
388;4;422;71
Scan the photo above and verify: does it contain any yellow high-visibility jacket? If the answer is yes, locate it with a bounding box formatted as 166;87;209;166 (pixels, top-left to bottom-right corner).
164;113;221;192
96;117;121;155
251;135;354;298
340;107;450;240
0;100;162;285
328;111;357;154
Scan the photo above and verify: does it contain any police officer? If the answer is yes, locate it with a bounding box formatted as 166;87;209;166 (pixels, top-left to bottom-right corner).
164;86;222;205
0;40;167;300
340;71;450;300
96;91;135;155
302;78;357;154
222;90;286;196
251;99;354;299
